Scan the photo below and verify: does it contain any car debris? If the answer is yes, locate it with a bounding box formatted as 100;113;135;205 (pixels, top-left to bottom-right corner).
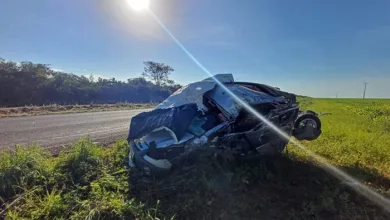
127;74;322;175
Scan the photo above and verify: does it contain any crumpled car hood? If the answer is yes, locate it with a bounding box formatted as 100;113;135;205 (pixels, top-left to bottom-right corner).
205;84;285;119
156;74;234;112
156;74;284;118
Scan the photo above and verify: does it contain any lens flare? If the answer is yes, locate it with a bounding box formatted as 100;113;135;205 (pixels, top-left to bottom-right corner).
145;9;390;213
126;0;150;11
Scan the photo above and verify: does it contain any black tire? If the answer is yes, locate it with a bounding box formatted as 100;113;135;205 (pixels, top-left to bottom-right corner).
293;113;322;140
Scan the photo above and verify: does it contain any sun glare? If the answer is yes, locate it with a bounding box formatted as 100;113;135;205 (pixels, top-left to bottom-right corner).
126;0;150;10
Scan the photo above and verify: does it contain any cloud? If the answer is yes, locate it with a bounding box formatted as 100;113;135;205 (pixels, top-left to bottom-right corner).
83;73;109;81
51;67;88;73
67;68;88;73
73;68;87;72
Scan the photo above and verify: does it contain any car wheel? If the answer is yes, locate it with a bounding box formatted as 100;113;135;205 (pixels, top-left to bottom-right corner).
293;113;322;140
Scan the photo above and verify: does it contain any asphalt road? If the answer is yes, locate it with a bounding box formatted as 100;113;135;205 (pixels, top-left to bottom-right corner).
0;109;150;153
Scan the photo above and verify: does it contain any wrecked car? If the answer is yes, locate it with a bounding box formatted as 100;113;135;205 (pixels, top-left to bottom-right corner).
127;74;321;175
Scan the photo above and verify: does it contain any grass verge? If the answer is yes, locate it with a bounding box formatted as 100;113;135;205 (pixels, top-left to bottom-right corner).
295;98;390;179
0;103;155;118
1;139;389;219
0;139;164;219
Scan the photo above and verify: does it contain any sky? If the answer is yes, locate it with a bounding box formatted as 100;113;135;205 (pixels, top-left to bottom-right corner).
1;0;390;98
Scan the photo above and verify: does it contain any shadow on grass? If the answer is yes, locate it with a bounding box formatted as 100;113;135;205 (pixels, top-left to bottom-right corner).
129;154;390;220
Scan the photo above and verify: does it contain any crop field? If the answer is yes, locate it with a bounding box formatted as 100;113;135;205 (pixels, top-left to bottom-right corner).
1;98;390;219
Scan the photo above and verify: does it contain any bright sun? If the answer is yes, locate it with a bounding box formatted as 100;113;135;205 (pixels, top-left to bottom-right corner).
126;0;150;10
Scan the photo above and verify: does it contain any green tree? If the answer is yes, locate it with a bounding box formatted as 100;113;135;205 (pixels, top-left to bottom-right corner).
0;58;180;107
142;61;174;86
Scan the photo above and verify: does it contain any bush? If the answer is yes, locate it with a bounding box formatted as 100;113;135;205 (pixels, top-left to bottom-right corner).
0;146;53;199
56;139;105;186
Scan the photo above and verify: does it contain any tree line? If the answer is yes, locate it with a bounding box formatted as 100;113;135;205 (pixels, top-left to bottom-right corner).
0;58;181;107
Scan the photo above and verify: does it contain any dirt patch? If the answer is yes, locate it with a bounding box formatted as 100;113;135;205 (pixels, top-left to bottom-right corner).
0;109;8;115
21;107;30;113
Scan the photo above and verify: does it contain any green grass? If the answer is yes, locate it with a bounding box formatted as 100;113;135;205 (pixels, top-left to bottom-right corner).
0;139;164;219
1;98;390;219
295;98;390;178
